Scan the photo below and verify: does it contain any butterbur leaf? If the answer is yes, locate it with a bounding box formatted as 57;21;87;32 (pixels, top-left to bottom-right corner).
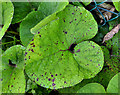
2;45;26;93
25;5;104;89
102;24;120;43
77;83;106;93
107;73;120;93
0;0;14;40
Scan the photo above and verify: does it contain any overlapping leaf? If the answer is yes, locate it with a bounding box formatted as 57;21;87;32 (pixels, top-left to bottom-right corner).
0;0;14;40
107;73;119;93
2;45;26;93
77;83;106;93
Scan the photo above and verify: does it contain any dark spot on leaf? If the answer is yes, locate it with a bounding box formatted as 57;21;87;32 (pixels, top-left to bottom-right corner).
61;54;63;56
38;32;40;34
52;83;56;86
75;54;77;56
93;46;95;48
31;49;34;52
9;59;16;67
55;74;57;76
69;43;77;53
90;60;92;61
80;13;82;15
64;81;66;84
62;42;64;44
25;52;27;56
90;28;92;29
74;37;76;39
31;73;34;76
30;43;34;45
14;78;15;80
39;35;41;37
11;85;13;87
33;45;35;47
76;49;80;52
98;64;100;66
45;72;47;75
46;77;48;78
75;19;77;21
8;85;9;87
4;69;6;70
32;39;34;41
37;78;39;81
72;13;74;14
51;75;53;77
60;74;61;75
69;21;73;24
42;75;43;76
63;18;65;22
52;78;55;82
29;56;30;59
1;79;3;81
65;32;67;34
48;78;51;81
25;58;27;60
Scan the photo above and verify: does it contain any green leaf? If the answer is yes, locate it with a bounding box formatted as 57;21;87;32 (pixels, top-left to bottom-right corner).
113;2;120;12
12;2;31;24
107;73;120;93
25;5;103;89
0;1;14;40
37;2;69;17
77;83;106;93
72;1;91;6
12;1;41;24
20;11;45;47
31;2;69;34
2;45;26;93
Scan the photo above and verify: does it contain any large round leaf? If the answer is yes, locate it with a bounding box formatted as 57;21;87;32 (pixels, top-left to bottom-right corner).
107;73;119;93
77;83;106;93
25;5;103;89
2;45;26;93
0;0;14;40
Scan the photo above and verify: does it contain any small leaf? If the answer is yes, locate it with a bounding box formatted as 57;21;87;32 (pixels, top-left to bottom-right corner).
102;24;120;43
107;73;120;93
113;2;120;12
77;83;106;93
2;45;26;93
0;1;14;40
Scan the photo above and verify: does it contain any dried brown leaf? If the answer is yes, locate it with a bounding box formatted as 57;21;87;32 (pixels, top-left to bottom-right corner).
102;24;120;43
96;3;115;23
